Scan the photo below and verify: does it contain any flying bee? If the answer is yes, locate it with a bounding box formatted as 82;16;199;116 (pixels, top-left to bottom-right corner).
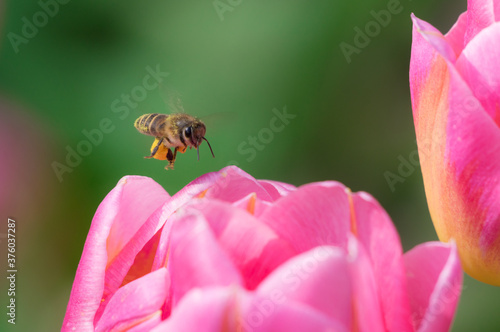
134;113;215;170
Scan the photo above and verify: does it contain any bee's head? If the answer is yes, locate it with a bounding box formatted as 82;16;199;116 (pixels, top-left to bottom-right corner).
182;120;215;161
183;121;205;148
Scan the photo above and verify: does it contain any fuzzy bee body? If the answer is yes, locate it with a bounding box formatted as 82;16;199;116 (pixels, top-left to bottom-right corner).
134;113;214;170
134;113;188;147
134;113;168;137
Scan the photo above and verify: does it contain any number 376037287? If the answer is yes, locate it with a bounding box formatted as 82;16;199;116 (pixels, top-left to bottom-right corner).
7;218;16;269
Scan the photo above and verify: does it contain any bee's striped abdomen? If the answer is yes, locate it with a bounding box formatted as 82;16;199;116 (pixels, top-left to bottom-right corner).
134;113;168;137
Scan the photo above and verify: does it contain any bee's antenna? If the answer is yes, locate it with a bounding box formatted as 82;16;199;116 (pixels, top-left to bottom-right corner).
202;137;215;158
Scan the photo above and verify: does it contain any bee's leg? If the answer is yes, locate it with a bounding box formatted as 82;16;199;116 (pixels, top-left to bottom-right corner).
165;147;178;170
166;148;174;161
145;138;163;159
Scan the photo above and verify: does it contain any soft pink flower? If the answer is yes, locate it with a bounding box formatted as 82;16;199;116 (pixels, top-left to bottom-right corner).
409;0;500;285
62;166;462;331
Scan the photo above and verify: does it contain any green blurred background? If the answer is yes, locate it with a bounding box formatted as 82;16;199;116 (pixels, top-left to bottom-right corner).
0;0;499;331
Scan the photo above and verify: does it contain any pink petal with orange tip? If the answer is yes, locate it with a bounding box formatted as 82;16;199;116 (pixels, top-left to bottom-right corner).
95;268;170;332
231;192;273;217
411;13;500;284
62;176;168;332
404;241;462;332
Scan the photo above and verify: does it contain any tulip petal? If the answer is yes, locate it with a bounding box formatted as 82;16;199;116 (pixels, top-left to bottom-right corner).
95;268;170;332
190;199;296;289
445;12;468;57
171;165;225;200
167;211;243;305
260;182;351;253
453;25;500;278
106;177;170;262
445;64;500;283
464;0;497;45
96;170;222;322
404;241;462;332
152;168;293;273
456;21;500;124
150;288;233;332
95;205;167;323
149;169;226;271
94;226;164;324
257;246;352;329
410;16;451;128
351;192;413;332
238;292;349;332
62;176;168;332
347;236;386;332
411;14;500;285
118;226;163;289
257;179;297;198
151;288;349;332
126;312;162;332
203;166;280;202
411;14;457;64
122;168;226;278
232;192;273;217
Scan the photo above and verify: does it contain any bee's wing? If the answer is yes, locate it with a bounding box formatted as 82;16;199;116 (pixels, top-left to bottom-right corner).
200;112;238;130
159;83;185;114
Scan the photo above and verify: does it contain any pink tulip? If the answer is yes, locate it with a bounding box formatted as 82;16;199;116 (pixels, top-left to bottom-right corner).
409;0;500;285
62;166;462;331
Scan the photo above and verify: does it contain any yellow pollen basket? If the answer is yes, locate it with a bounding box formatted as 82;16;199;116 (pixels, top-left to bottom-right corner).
150;138;170;160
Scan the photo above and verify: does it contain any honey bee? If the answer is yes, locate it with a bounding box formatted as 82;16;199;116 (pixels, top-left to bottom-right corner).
134;113;215;169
